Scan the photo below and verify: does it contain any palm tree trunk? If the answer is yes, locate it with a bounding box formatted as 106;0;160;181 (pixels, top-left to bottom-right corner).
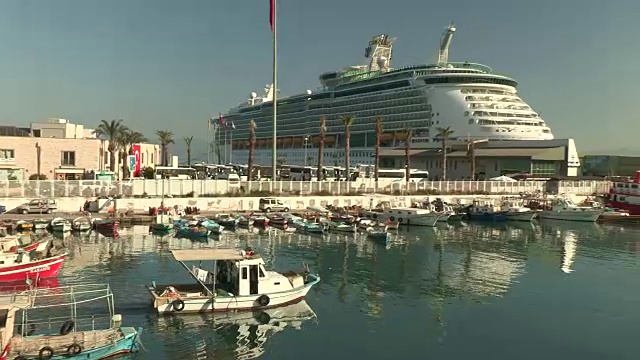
441;139;447;180
318;118;326;181
187;150;191;166
375;131;380;188
469;142;476;180
405;130;411;186
248;135;255;181
345;129;351;181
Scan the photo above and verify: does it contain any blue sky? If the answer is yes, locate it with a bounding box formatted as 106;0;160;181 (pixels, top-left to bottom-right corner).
0;0;636;157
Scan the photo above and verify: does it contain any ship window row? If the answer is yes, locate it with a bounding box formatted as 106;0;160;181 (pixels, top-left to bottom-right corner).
465;95;523;103
334;80;411;98
314;97;426;117
470;118;547;126
425;76;518;87
469;103;531;111
471;111;540;119
460;88;515;95
336;71;414;88
310;89;423;110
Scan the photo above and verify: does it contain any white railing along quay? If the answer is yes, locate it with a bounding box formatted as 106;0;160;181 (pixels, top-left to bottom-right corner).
0;179;612;198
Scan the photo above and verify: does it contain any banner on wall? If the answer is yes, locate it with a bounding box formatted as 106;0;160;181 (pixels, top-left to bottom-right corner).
132;144;141;176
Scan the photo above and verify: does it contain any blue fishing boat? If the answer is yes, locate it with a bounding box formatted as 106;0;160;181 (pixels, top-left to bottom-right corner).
150;214;174;232
176;225;210;238
199;219;224;235
3;283;142;360
466;199;508;221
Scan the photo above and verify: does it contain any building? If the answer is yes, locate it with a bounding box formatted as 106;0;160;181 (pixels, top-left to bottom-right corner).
0;119;161;180
581;155;640;177
380;139;581;179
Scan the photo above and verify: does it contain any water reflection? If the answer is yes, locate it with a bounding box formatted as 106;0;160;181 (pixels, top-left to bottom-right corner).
149;301;316;360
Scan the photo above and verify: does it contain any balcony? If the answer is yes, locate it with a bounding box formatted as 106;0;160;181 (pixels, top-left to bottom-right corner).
0;158;15;165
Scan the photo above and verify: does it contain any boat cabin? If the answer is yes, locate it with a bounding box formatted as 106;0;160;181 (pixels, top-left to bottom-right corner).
169;249;304;297
469;198;501;214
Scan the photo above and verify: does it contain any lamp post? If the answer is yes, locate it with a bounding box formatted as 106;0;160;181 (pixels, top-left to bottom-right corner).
303;135;309;166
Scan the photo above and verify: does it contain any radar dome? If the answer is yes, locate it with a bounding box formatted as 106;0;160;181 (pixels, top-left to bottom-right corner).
306;89;312;95
250;92;258;98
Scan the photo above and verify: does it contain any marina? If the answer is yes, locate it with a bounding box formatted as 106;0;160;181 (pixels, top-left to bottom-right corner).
0;219;635;359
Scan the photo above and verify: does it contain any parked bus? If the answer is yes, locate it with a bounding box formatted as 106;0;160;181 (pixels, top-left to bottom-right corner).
155;166;197;179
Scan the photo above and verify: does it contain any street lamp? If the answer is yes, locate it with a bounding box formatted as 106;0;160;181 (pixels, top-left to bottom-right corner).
303;135;309;166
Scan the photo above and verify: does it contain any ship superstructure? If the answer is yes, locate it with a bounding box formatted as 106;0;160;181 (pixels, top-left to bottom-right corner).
222;23;554;166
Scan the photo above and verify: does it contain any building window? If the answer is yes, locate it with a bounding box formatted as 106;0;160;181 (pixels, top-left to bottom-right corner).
0;149;15;159
531;161;556;176
61;151;76;166
33;129;41;137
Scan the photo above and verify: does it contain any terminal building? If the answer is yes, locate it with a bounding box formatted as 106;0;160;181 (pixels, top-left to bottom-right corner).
379;139;581;179
0;118;160;181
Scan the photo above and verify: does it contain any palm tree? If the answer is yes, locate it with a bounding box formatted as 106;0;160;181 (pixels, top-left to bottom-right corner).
341;116;355;181
117;128;147;178
317;116;326;181
374;117;383;187
467;139;477;180
404;128;412;185
248;120;256;180
156;130;175;166
94;119;125;172
436;127;455;180
184;136;194;165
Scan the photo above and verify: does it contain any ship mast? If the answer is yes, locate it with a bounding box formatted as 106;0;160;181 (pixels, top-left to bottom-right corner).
437;22;456;65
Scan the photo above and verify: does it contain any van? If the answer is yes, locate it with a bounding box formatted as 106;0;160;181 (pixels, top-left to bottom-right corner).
258;198;289;212
16;198;58;214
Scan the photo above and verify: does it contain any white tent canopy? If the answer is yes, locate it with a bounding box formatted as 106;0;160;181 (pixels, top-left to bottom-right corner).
489;175;517;182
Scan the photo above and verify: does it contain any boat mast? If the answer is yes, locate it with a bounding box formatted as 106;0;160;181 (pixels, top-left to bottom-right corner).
437;22;456;65
271;0;278;183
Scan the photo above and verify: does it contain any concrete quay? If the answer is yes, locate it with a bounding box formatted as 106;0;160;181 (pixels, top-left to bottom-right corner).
0;194;591;215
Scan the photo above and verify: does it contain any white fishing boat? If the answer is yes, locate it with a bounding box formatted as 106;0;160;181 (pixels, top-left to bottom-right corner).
50;217;72;232
71;216;92;231
148;248;321;314
539;198;604;222
329;222;357;233
500;199;537;221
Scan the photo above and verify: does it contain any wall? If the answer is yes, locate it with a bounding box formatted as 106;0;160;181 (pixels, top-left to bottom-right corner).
0;194;592;214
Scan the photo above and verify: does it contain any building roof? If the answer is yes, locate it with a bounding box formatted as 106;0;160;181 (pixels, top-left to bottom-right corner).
378;149;439;157
171;249;260;262
445;147;566;160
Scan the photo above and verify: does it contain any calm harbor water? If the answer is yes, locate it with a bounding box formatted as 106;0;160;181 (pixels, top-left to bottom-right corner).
47;221;639;360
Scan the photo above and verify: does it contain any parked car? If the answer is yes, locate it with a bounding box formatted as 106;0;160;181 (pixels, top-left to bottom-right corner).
259;197;289;212
16;199;58;214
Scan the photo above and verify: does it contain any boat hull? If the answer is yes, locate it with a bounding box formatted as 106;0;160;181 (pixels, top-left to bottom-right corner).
151;223;174;231
539;209;603;222
505;211;537;221
0;254;66;282
151;275;320;314
404;215;440;226
467;211;508;221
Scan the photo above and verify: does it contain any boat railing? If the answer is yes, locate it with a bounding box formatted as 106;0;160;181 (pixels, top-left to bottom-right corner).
14;313;116;336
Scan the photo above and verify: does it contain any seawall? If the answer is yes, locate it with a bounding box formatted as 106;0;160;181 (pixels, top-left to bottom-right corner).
0;194;591;214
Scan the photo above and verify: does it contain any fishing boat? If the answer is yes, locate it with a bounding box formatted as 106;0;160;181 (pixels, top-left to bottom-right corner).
175;225;210;238
538;197;604;222
3;283;142;360
50;218;72;232
465;199;508;221
238;216;254;228
500;198;538;221
33;219;50;230
0;241;66;282
266;214;287;227
15;220;33;232
148;248;320;314
150;214;174;232
92;218;118;231
71;217;92;231
216;214;239;229
0;234;40;253
329;222;357;234
251;215;270;227
198;219;223;235
366;228;391;245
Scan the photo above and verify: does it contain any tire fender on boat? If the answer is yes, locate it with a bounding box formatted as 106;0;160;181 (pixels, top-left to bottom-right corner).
38;346;54;360
398;218;403;223
60;320;75;335
67;343;82;355
389;216;395;221
254;310;271;324
172;298;185;311
257;295;270;307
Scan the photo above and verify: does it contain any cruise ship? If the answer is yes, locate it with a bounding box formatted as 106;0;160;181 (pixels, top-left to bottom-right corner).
222;23;554;167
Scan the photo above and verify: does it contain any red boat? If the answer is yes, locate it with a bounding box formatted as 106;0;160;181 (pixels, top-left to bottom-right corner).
0;242;66;283
92;218;119;231
0;235;42;253
607;170;640;215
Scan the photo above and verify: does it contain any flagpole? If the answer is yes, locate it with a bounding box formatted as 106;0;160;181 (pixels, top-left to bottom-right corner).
271;0;278;182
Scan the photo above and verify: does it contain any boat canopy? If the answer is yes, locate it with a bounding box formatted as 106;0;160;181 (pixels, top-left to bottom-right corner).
171;249;260;262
